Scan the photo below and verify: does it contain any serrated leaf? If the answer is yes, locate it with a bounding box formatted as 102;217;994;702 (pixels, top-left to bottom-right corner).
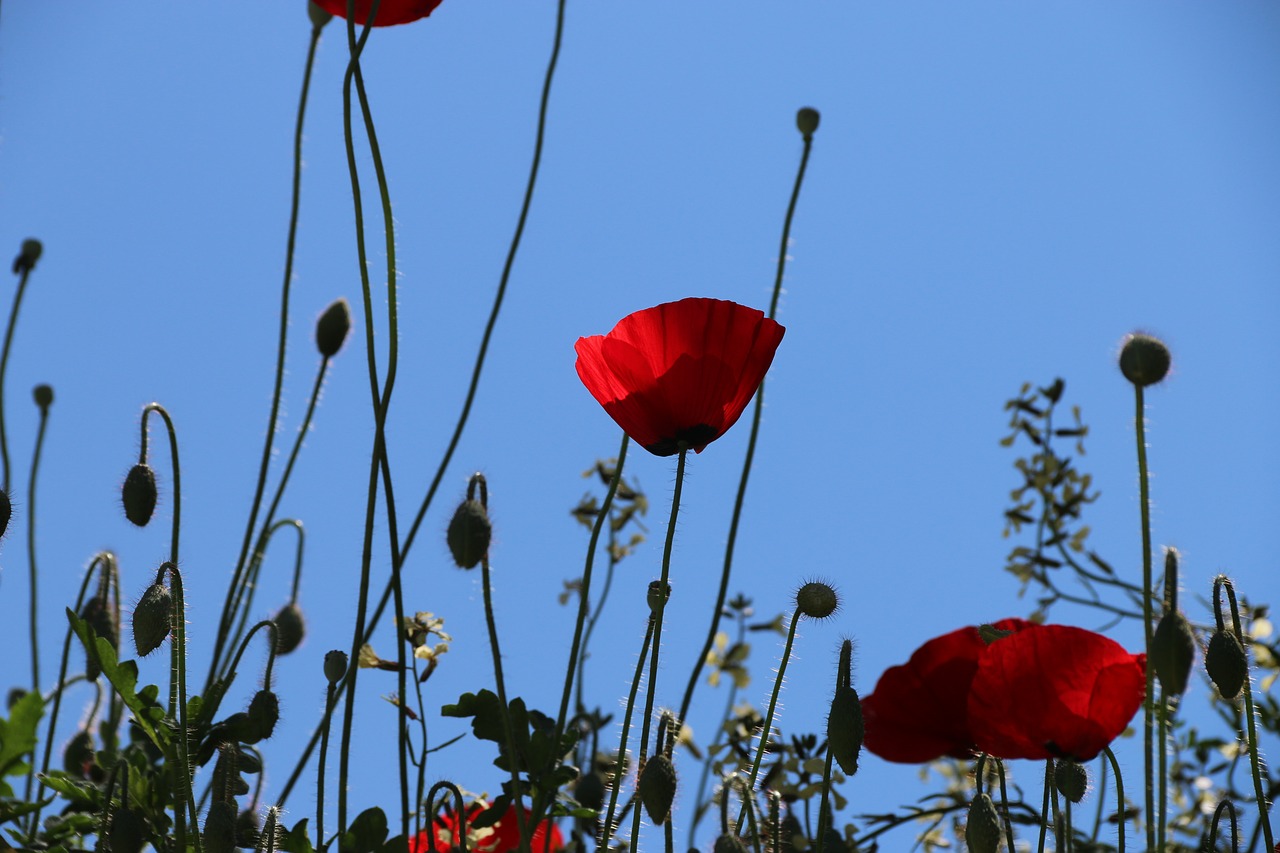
0;795;52;825
0;689;43;778
35;772;99;808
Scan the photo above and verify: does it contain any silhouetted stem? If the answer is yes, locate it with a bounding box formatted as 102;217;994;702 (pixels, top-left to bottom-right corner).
0;257;34;493
25;395;50;694
1103;746;1126;853
739;606;803;828
601;620;653;846
1221;578;1275;851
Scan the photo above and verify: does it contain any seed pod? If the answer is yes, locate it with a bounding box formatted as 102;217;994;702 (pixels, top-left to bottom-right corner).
244;690;280;744
826;684;863;776
796;107;821;138
714;833;749;853
447;498;491;569
1206;628;1248;700
324;650;348;684
964;793;1002;853
795;581;839;620
1151;610;1196;697
109;806;148;853
32;384;53;410
1054;759;1088;804
132;581;172;656
204;800;239;853
637;753;677;826
63;729;94;777
315;298;352;358
272;603;306;655
1119;333;1171;387
12;238;42;275
122;464;158;527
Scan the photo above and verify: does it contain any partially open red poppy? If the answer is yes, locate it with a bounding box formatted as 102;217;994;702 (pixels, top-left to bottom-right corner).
312;0;443;26
575;298;785;456
968;625;1145;762
860;619;1034;763
409;800;564;853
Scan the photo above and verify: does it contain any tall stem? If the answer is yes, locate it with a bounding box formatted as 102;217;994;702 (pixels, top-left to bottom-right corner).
26;393;51;693
0;253;36;493
481;547;530;853
1131;384;1155;852
1103;746;1126;853
736;607;803;830
1221;578;1275;851
600;620;653;846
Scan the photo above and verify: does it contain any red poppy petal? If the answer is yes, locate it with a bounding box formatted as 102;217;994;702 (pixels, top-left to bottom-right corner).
312;0;443;26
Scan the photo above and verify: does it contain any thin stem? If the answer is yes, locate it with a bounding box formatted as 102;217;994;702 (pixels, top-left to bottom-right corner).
1131;384;1156;853
318;680;336;850
1208;799;1240;853
736;607;803;829
677;125;812;727
26;394;50;694
163;561;200;853
208;18;324;687
1222;578;1275;851
1103;746;1126;853
1037;759;1052;853
0;259;34;493
1157;689;1169;853
627;448;689;852
601;620;654;846
997;758;1017;853
141;404;181;568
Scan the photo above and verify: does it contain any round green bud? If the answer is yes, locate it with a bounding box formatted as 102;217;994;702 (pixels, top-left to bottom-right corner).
1054;759;1088;803
796;107;821;137
1151;610;1196;697
81;594;119;681
1206;628;1248;700
796;581;839;619
272;602;306;655
132;580;173;656
122;463;158;527
32;384;53;410
964;793;1002;853
324;649;349;684
447;498;491;570
638;753;677;826
1119;333;1171;387
315;298;352;358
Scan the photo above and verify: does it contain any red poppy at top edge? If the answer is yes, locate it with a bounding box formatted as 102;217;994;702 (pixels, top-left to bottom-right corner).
574;298;785;456
968;624;1145;762
860;619;1036;763
409;801;563;853
312;0;443;26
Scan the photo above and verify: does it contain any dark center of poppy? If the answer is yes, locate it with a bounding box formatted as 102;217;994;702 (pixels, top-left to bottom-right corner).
645;423;718;456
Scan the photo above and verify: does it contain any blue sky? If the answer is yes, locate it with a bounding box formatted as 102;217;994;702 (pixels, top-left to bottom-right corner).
1;1;1278;847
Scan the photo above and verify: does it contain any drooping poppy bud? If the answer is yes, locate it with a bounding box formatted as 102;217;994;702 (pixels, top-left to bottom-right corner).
964;793;1002;853
12;238;41;275
1205;628;1248;700
244;690;280;743
1151;609;1196;697
796;107;820;138
32;384;53;410
637;753;677;825
1119;333;1171;387
132;580;172;656
315;298;352;358
80;595;119;681
122;464;158;527
446;499;490;570
1054;759;1088;804
272;603;306;655
795;581;838;620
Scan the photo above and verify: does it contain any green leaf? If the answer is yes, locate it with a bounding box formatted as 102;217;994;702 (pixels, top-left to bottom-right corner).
0;795;52;825
340;807;389;853
34;772;99;809
0;688;44;777
280;817;315;853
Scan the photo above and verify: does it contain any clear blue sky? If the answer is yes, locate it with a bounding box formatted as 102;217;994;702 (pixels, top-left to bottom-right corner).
1;1;1277;847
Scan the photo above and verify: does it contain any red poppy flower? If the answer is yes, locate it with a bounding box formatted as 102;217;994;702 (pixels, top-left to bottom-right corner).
312;0;443;26
968;625;1145;762
409;801;564;853
860;619;1035;763
575;298;786;456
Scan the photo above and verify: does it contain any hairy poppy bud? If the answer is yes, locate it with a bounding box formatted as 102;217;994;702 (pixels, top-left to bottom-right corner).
1151;610;1196;697
315;298;351;358
12;238;41;275
796;107;820;137
1119;333;1171;388
32;384;52;410
132;580;172;656
827;684;863;776
1054;759;1088;803
63;729;94;777
122;464;158;527
796;581;839;619
324;650;348;684
447;498;490;569
574;770;605;811
204;800;238;853
110;806;148;853
638;753;677;825
964;793;1002;853
714;833;749;853
80;595;119;681
272;603;306;655
245;690;280;743
1206;628;1248;700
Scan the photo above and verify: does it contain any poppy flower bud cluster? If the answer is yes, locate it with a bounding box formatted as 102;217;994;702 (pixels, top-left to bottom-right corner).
862;619;1145;764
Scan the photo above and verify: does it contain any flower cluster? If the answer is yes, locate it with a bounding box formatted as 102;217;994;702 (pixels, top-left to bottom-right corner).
862;620;1145;763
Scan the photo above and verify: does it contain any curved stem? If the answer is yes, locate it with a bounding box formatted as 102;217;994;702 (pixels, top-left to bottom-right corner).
677;126;811;727
1103;746;1126;853
1222;578;1275;852
1131;384;1156;853
208;19;323;688
141;404;181;568
26;396;50;694
0;261;34;494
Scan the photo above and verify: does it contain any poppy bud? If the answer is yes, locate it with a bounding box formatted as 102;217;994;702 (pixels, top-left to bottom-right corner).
132;580;172;656
637;753;677;825
964;793;1002;853
62;729;94;777
244;690;280;743
446;498;490;569
1151;610;1196;697
80;595;118;681
272;603;306;655
574;770;605;811
32;384;53;410
1054;759;1088;804
315;298;351;358
714;833;749;853
826;684;863;776
122;464;159;527
204;800;238;853
1119;333;1171;388
0;489;10;540
109;806;148;853
796;107;820;137
237;808;261;849
12;238;41;275
647;580;671;615
1206;628;1248;700
324;649;348;684
795;581;839;620
308;1;334;28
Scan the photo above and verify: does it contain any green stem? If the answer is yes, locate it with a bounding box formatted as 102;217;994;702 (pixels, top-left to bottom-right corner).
1037;759;1052;853
163;561;200;853
1132;384;1156;853
0;258;34;494
318;680;336;850
627;448;689;852
677;125;811;727
208;18;324;688
26;393;50;694
141;404;181;569
1207;799;1239;852
601;619;653;846
1157;689;1168;853
1221;578;1275;851
997;758;1017;853
1103;746;1126;853
736;606;803;829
